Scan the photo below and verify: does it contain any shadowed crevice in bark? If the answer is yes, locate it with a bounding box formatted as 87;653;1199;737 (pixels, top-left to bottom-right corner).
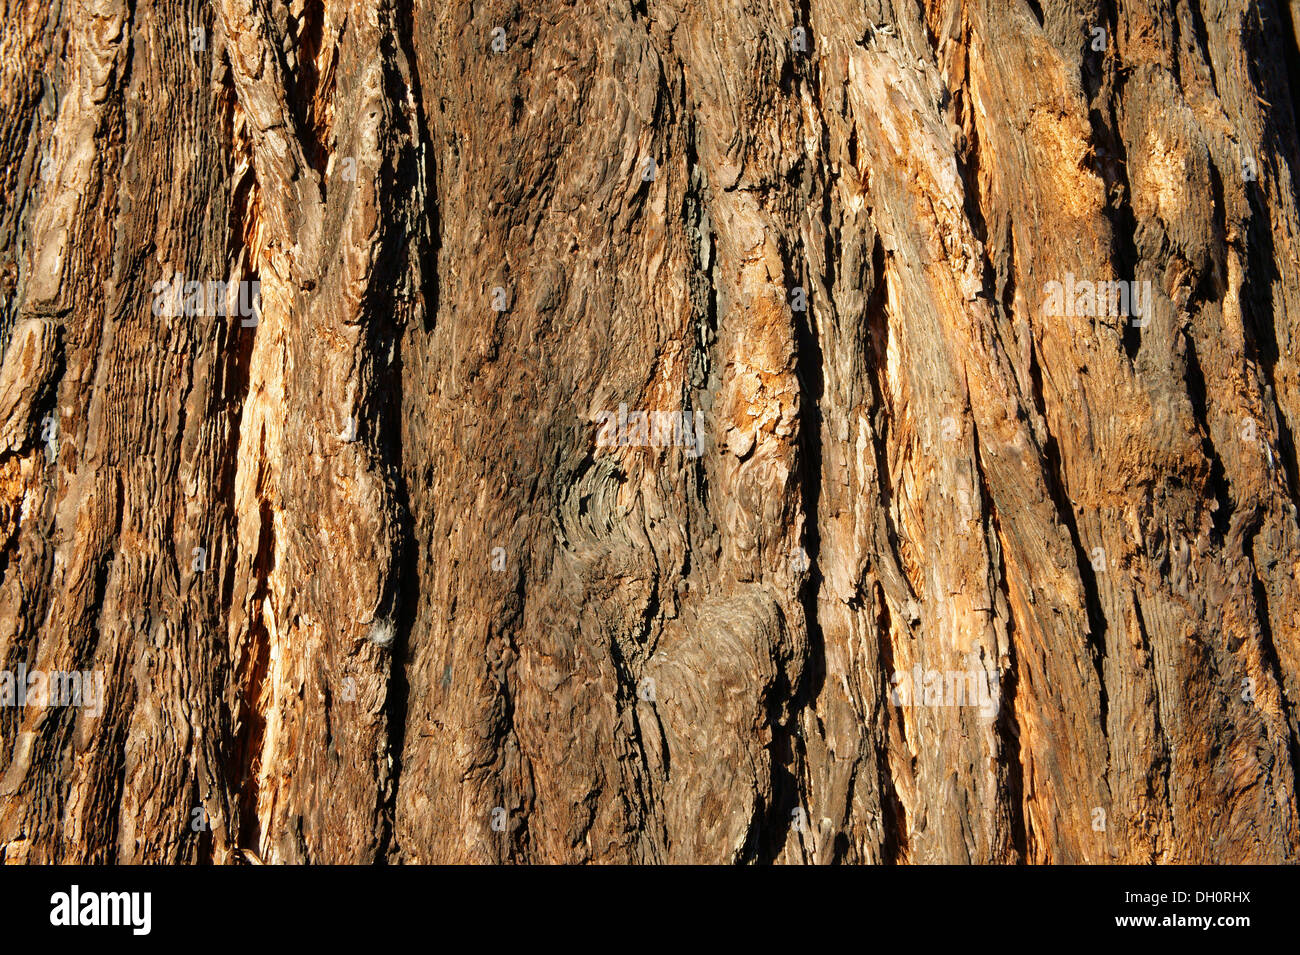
231;494;273;856
1182;330;1236;544
1245;519;1300;786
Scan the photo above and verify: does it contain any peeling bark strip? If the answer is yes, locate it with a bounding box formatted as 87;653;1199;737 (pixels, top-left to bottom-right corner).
0;0;1297;865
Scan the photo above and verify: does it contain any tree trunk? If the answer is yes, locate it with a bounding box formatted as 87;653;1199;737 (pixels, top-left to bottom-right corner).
2;0;1300;864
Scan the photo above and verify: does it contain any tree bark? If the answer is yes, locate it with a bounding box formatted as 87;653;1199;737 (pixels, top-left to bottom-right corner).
2;0;1300;864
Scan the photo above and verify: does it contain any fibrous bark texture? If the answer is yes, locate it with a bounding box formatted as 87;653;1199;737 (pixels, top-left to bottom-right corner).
2;0;1300;864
